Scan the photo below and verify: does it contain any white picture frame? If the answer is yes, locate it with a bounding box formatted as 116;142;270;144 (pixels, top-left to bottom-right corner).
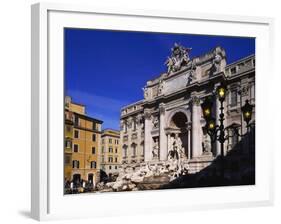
31;2;274;221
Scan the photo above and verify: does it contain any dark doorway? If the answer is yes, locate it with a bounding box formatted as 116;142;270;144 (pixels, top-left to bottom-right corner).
73;174;81;186
88;173;94;183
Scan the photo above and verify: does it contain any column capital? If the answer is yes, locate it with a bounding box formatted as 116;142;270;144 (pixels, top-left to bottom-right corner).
190;95;200;106
136;114;143;123
159;103;166;115
144;109;152;120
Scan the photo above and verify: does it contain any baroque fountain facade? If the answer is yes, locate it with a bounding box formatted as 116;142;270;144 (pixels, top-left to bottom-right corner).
98;43;255;192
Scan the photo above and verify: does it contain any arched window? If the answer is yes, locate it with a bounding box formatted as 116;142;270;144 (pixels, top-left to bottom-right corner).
123;145;128;157
133;118;137;131
124;120;128;133
140;141;144;156
131;143;137;157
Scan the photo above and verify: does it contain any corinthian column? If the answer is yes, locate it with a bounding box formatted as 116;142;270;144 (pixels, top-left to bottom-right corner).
191;95;203;158
144;109;152;162
159;103;167;161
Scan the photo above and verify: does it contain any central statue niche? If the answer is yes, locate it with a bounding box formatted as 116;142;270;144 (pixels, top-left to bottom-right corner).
167;112;189;159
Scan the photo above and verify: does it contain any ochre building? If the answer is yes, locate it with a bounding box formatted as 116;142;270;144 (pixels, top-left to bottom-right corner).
64;96;103;187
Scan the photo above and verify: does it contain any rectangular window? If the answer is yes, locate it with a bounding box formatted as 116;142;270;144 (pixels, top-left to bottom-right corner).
230;67;236;74
108;157;113;162
65;139;72;148
109;138;112;144
92;134;96;142
65;155;71;165
101;146;104;153
92;147;96;154
230;90;238;106
133;120;136;131
115;148;118;153
92;122;96;130
73;144;79;153
74;115;79;126
102;139;104;144
91;161;97;169
124;148;127;157
74;130;79;138
124;123;127;133
132;145;136;157
101;156;104;163
66;125;71;133
115;157;118;163
72;160;79;168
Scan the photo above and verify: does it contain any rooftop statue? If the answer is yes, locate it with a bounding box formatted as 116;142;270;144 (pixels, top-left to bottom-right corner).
165;43;192;74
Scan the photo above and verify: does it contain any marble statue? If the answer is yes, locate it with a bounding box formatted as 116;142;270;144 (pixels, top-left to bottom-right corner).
165;43;192;74
212;53;222;73
165;56;174;74
152;116;159;128
142;87;149;100
202;132;212;155
158;79;165;95
152;138;159;159
168;134;185;160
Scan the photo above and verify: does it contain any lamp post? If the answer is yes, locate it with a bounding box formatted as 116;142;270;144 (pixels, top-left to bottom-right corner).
230;99;254;137
216;84;226;180
241;99;254;130
201;84;254;182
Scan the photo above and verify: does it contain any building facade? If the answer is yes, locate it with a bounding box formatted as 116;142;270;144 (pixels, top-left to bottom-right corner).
120;44;255;173
64;96;103;187
100;129;122;176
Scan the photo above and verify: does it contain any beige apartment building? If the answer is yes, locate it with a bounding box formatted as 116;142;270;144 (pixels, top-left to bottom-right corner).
100;129;121;176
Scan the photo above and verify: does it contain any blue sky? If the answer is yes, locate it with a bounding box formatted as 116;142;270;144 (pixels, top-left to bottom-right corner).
65;28;255;130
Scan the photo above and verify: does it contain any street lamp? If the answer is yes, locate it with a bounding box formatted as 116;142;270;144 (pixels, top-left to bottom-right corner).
217;84;226;101
230;99;254;142
201;96;213;120
207;118;216;131
241;99;254;128
201;84;254;182
201;84;226;181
